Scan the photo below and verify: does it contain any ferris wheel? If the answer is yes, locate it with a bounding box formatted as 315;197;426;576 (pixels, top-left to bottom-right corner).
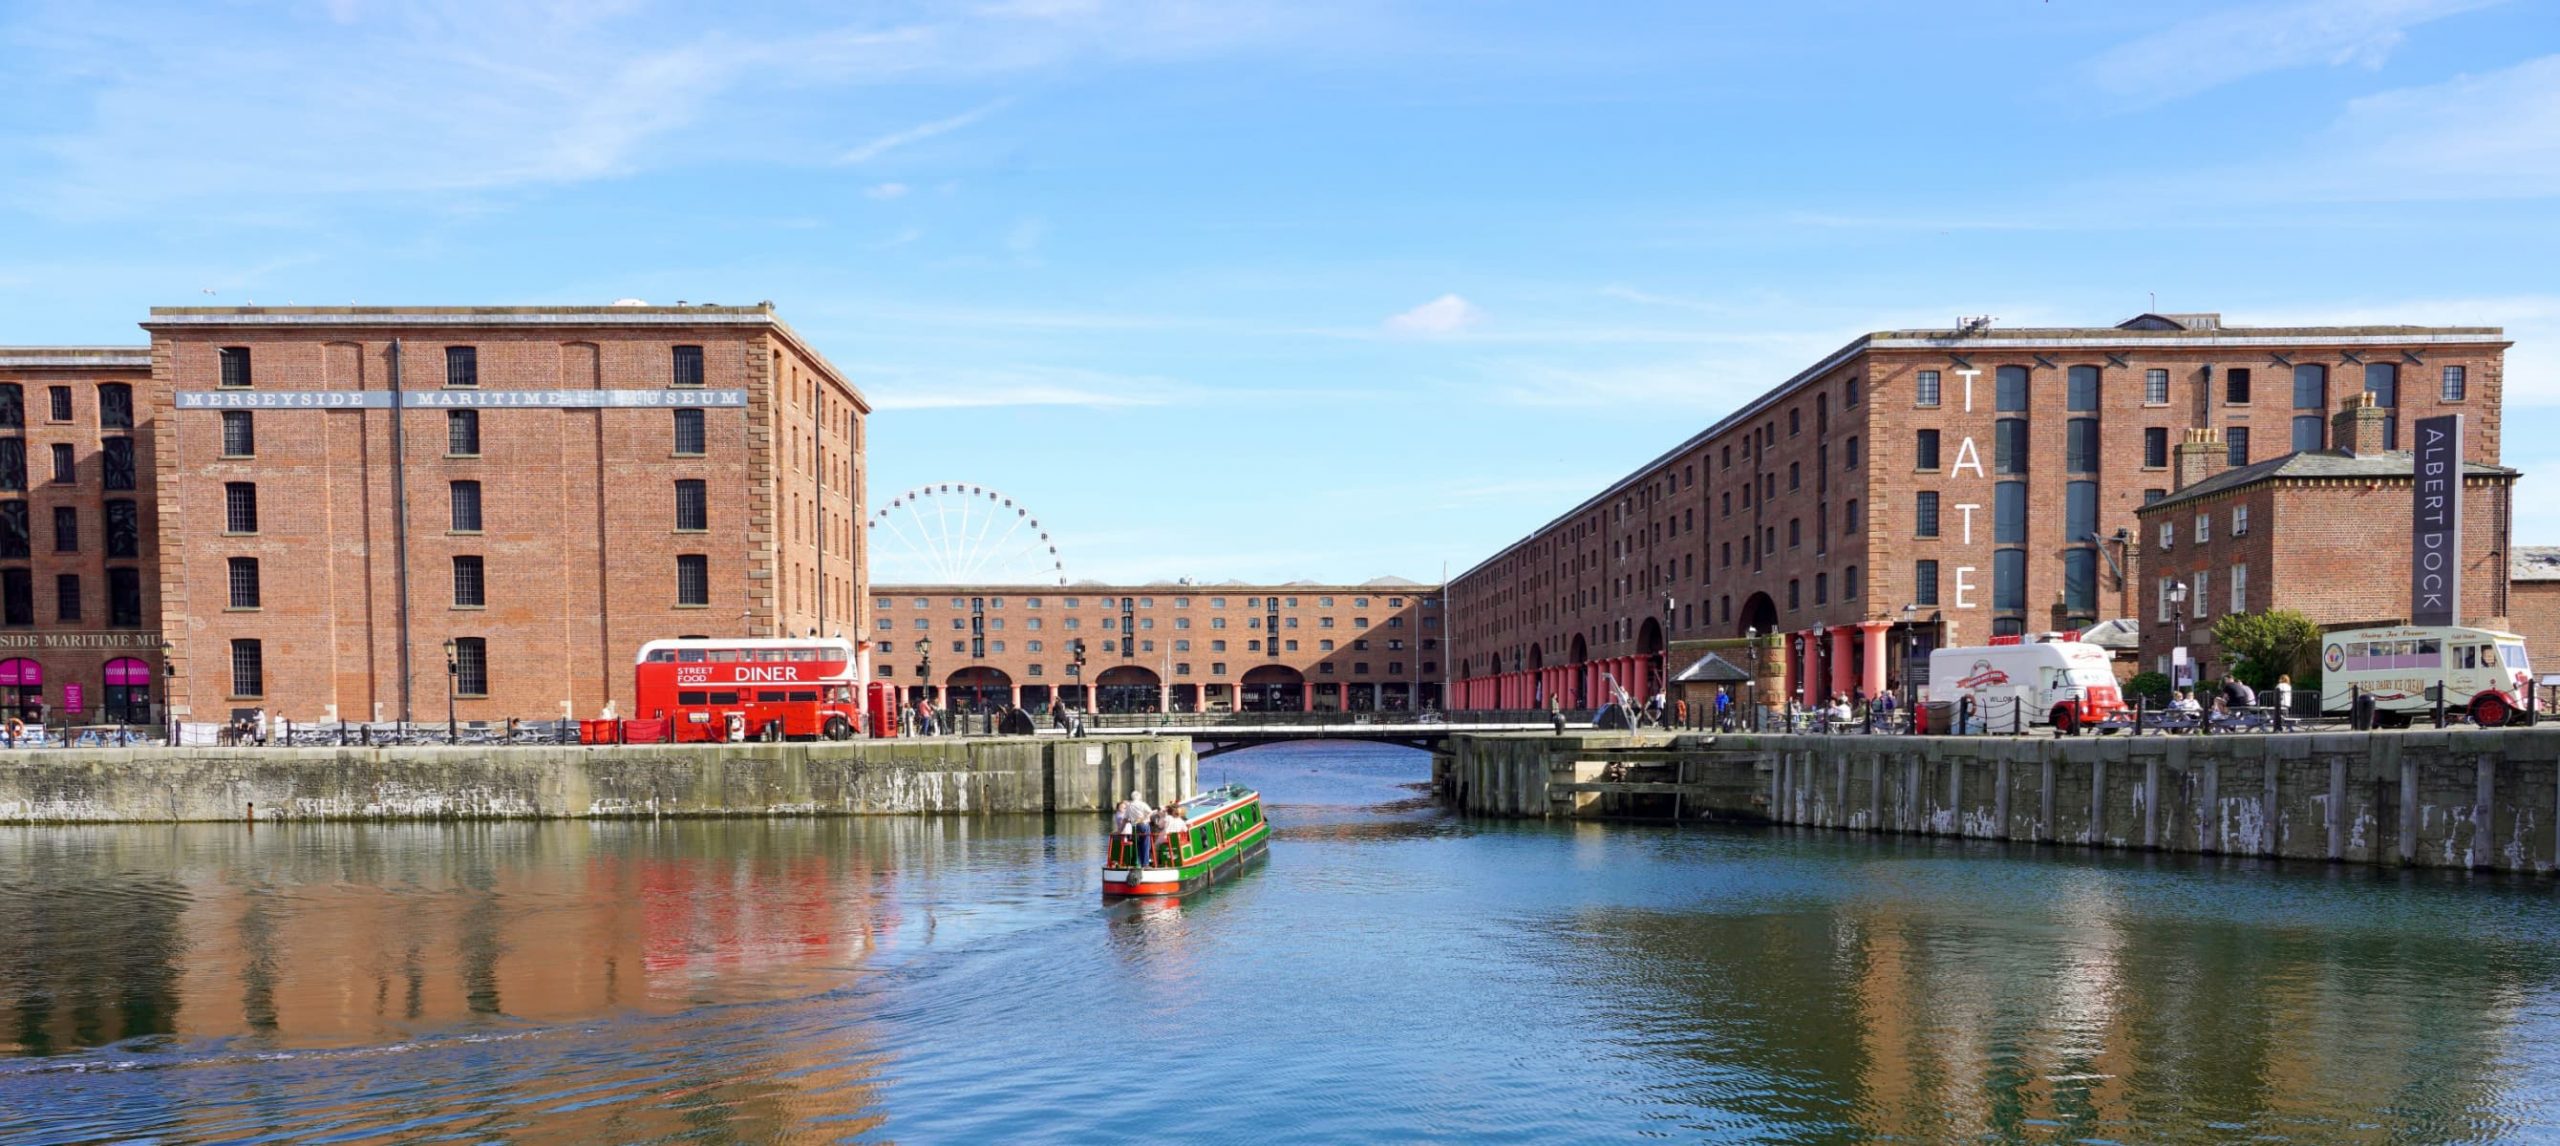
867;482;1067;585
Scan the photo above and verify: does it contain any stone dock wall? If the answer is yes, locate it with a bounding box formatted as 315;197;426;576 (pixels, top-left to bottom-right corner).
1442;730;2560;873
0;736;1194;823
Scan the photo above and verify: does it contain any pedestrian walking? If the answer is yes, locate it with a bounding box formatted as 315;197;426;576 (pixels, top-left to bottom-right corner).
2274;674;2294;731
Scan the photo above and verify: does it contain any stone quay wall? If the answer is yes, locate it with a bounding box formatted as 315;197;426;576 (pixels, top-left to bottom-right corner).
1442;730;2560;873
0;736;1194;824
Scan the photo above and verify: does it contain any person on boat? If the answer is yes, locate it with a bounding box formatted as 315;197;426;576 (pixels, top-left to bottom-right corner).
1145;805;1172;867
1115;794;1152;865
1159;805;1189;863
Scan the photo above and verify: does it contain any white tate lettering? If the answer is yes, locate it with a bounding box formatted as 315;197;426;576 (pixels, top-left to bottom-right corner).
1954;503;1980;545
1953;566;1978;609
1956;369;1980;413
1951;437;1984;478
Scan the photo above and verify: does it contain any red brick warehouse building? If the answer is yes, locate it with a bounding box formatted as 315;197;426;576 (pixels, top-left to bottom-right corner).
0;347;164;725
1445;313;2510;711
143;304;868;726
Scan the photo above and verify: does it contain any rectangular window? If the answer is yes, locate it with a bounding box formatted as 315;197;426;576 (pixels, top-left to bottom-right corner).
672;345;705;387
0;501;26;560
53;574;77;622
50;506;74;553
2065;481;2098;542
673;408;706;455
0;439;23;493
98;383;132;429
218;347;253;388
2196;512;2211;543
0;570;28;627
2230;563;2248;614
1916;491;1940;538
102;436;134;490
1914;429;1940;470
1915;559;1940;606
2227;427;2250;466
228;638;266;696
447;409;480;456
2063;550;2096;616
2232;505;2250;535
676;554;709;605
1995;481;2026;544
452;555;486;607
109;568;141;627
450;480;482;531
2192;569;2210;620
1915;370;1941;407
2365;361;2399;407
2443;365;2468;401
1993;548;2026;610
222;410;256;457
2066;365;2099;411
2145;369;2169;405
2225;366;2251;404
2292;415;2323;452
2065;418;2099;474
106;500;138;557
48;444;70;485
45;386;70;422
228;556;260;609
1845;436;1860;468
445;346;479;387
2144;427;2168;468
225;482;257;533
674;479;708;531
454;637;488;696
1995;365;2029;412
1994;419;2027;474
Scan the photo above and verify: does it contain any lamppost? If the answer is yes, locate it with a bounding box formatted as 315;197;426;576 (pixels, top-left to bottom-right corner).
1899;603;1920;715
442;638;458;741
2168;579;2191;690
160;640;177;745
1071;638;1088;711
1745;625;1761;732
915;637;933;707
1810;621;1828;707
1660;595;1675;712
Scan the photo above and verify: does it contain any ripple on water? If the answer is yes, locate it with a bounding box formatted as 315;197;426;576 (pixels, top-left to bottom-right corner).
5;743;2560;1142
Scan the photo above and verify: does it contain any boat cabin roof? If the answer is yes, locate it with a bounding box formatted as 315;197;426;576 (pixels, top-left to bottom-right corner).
1173;785;1255;821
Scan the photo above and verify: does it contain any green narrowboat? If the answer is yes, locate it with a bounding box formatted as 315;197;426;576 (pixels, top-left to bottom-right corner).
1103;784;1271;897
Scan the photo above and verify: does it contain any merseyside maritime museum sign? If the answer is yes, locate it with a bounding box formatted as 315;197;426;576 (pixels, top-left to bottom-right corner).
0;631;165;651
175;389;749;410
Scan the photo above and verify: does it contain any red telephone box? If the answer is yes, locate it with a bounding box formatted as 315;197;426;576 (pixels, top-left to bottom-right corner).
866;681;902;738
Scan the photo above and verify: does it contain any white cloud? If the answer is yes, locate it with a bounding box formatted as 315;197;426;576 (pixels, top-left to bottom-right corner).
2086;0;2504;105
1384;294;1483;336
838;100;1011;165
865;182;912;200
2303;53;2560;199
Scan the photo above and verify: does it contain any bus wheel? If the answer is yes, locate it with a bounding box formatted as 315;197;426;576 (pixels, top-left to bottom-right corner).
2472;693;2511;728
823;716;855;741
2052;706;2078;736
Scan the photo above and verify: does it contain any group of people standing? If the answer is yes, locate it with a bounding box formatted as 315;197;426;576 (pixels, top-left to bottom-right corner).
1112;793;1189;868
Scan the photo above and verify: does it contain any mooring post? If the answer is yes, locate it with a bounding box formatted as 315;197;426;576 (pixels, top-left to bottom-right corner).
2328;756;2347;862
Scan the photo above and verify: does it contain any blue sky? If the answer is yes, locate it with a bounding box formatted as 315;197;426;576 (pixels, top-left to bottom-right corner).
3;0;2556;585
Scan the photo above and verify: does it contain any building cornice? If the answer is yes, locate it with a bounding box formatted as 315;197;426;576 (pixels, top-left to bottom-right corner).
0;348;152;368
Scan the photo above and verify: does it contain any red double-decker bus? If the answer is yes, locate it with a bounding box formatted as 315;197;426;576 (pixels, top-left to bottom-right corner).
633;638;888;742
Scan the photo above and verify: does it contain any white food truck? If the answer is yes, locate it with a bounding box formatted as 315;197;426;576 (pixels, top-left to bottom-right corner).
2318;624;2534;727
1924;636;2126;732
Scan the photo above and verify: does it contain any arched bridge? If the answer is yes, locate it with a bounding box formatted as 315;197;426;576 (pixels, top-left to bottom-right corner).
1074;710;1569;757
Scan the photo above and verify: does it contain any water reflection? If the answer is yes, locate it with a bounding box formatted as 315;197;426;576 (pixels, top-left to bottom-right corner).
0;744;2556;1143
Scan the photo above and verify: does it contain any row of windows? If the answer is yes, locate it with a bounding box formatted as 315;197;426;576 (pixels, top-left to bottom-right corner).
213;408;709;461
226;635;488;698
0;383;133;430
0;568;145;627
880;660;1430;679
216;346;709;390
2156;565;2249;622
882;594;1422;611
1911;362;2468;408
0;439;140;492
0;500;144;558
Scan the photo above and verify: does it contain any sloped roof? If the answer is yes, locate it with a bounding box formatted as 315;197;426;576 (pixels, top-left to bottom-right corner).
2514;547;2560;583
2138;448;2515;514
1671;652;1755;684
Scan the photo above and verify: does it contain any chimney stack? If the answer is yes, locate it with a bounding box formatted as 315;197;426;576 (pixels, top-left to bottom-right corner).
2173;427;2226;491
2333;390;2390;457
